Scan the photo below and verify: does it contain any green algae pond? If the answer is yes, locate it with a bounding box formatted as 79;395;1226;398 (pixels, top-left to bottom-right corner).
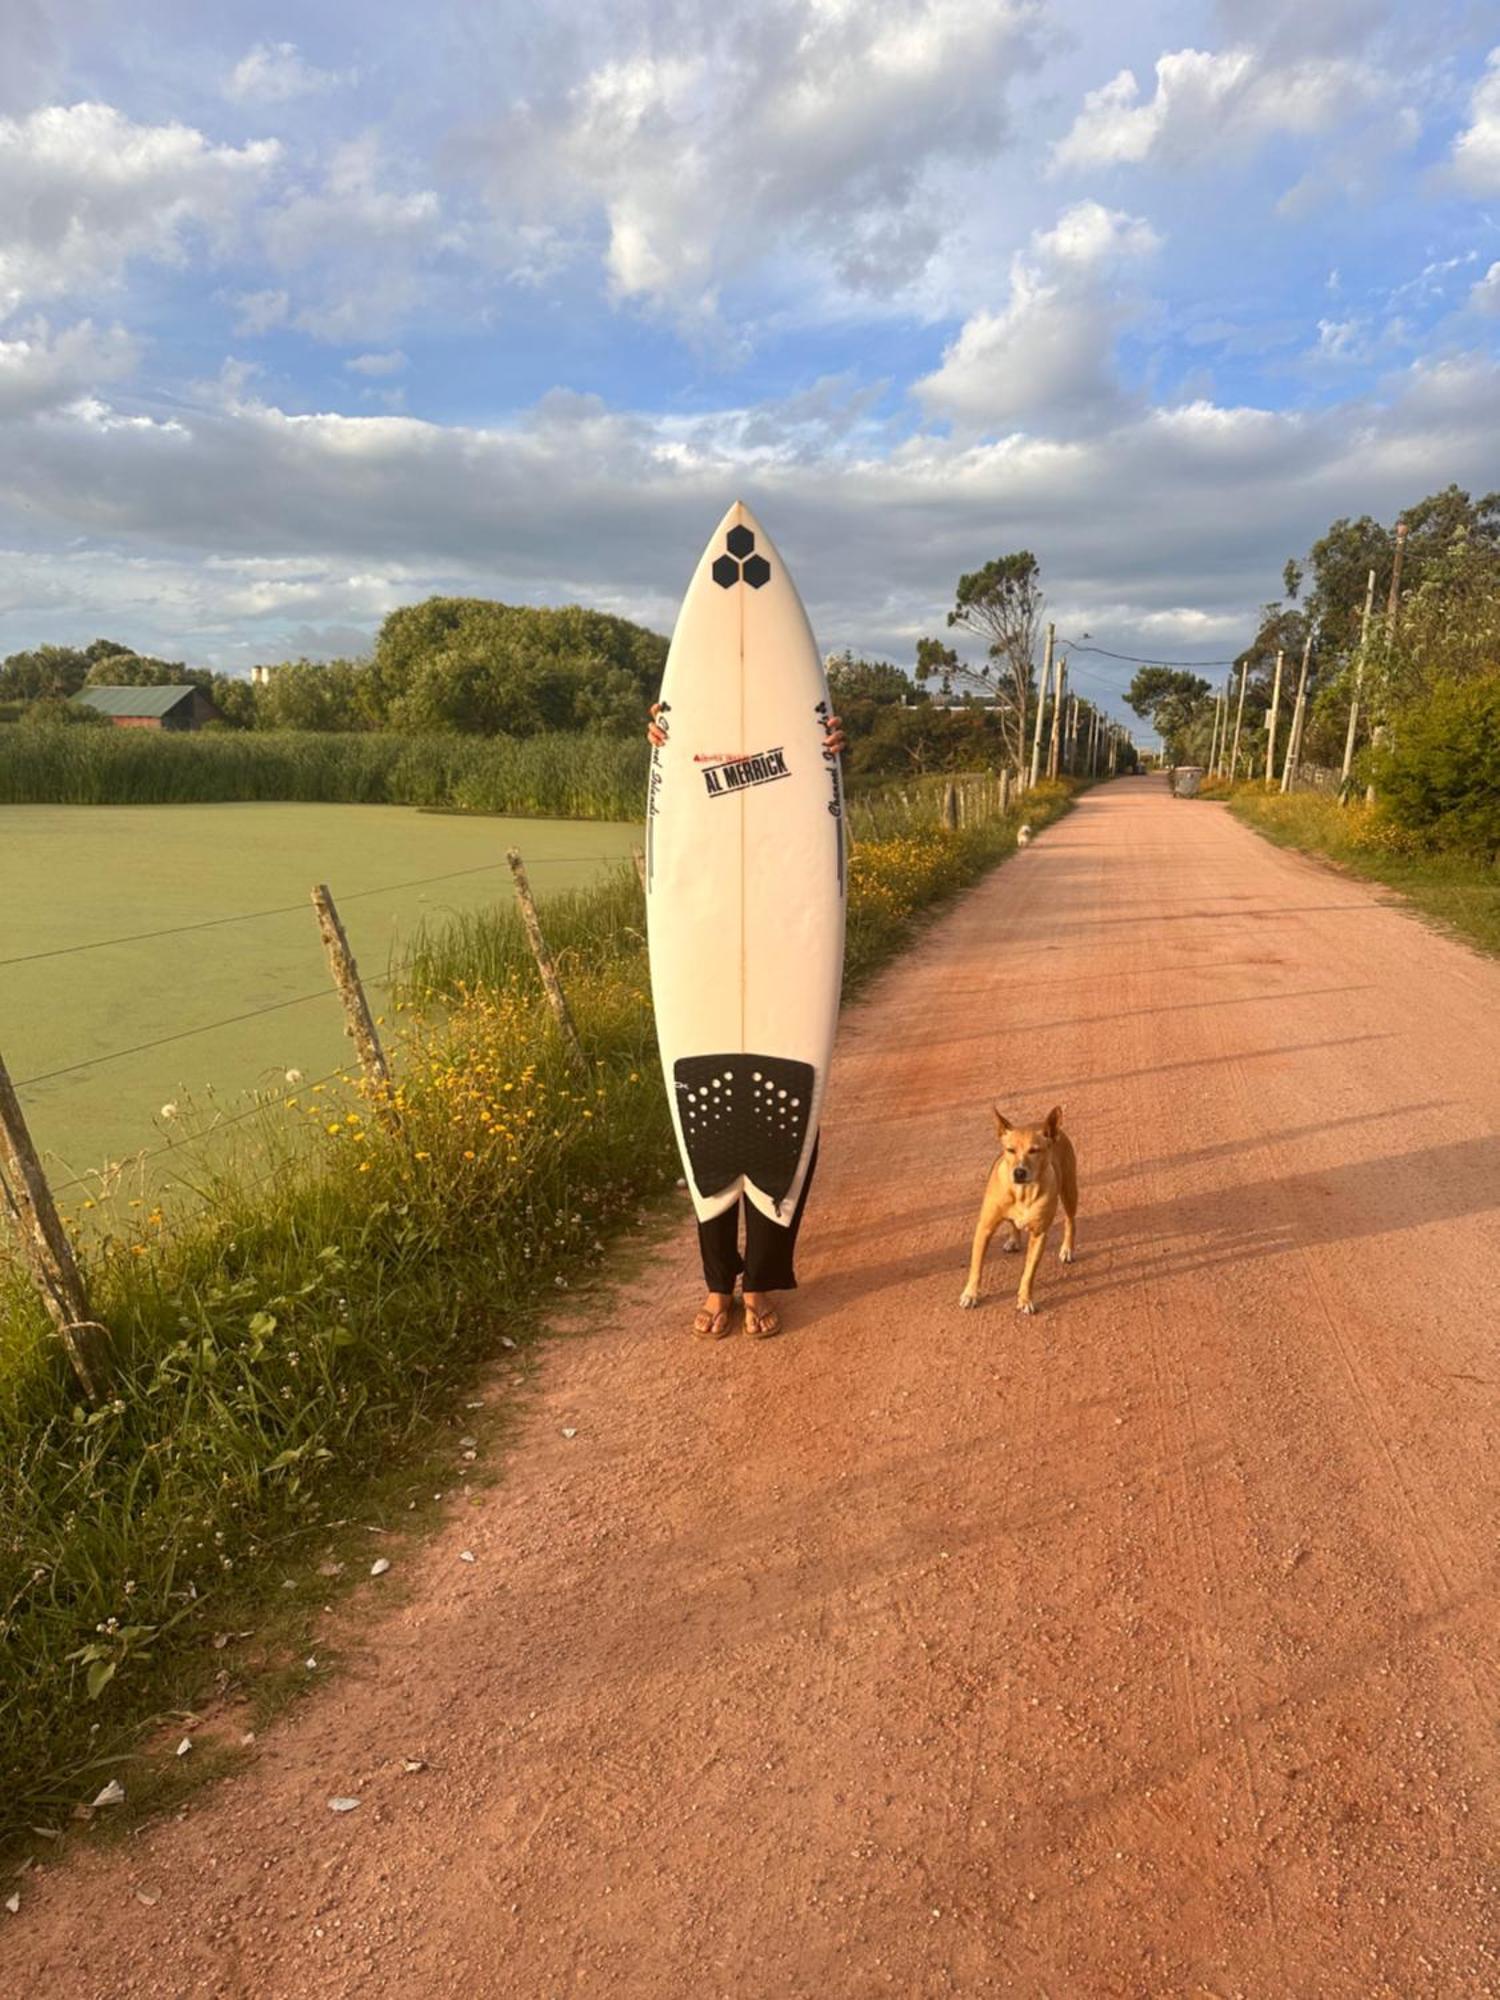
1;802;639;1199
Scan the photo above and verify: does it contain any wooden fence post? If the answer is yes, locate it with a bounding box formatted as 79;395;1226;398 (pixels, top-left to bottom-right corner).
1000;768;1012;815
507;850;589;1080
632;846;647;891
0;1054;110;1400
310;884;398;1124
940;780;958;830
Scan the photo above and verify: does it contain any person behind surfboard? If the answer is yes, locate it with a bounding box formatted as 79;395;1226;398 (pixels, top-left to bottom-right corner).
647;703;846;1340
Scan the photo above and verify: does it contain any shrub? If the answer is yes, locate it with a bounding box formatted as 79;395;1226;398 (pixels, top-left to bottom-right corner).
1372;675;1500;860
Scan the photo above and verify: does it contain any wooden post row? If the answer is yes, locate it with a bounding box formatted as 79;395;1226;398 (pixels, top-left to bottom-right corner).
0;1053;110;1399
507;850;589;1080
311;885;399;1127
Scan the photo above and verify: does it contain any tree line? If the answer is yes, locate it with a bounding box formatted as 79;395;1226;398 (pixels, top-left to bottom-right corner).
0;600;669;738
4;548;1138;780
1124;483;1499;857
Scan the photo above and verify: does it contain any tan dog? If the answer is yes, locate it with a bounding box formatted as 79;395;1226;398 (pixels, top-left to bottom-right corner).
958;1106;1078;1314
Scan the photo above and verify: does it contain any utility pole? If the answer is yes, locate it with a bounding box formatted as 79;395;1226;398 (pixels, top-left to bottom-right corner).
1067;695;1079;774
1087;707;1100;776
1228;658;1249;782
1107;724;1119;776
1208;686;1224;775
1047;657;1066;780
1028;623;1054;791
1340;566;1377;789
1280;632;1313;794
1384;519;1408;645
1264;649;1285;790
1367;520;1409;804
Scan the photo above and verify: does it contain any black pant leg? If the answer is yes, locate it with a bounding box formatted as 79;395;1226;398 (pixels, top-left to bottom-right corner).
697;1200;745;1293
742;1138;819;1292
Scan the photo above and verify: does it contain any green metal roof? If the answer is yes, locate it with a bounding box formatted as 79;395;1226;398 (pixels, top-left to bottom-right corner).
72;685;201;718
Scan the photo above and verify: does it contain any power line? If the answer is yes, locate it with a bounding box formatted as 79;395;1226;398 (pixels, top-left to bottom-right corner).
48;1063;352;1194
13;987;338;1090
1060;638;1242;670
0;853;629;969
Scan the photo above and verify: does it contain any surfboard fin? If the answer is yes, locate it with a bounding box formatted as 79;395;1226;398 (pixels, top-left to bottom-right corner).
673;1054;815;1208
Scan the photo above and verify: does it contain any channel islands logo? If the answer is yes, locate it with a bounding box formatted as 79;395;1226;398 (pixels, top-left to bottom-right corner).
711;524;772;590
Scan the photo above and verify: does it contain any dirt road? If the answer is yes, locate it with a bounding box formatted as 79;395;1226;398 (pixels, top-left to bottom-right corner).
8;778;1498;1998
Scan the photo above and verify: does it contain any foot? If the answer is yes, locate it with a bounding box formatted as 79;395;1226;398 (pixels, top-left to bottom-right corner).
1016;1298;1037;1315
692;1292;735;1339
743;1291;782;1339
959;1287;981;1309
999;1232;1021;1254
1058;1245;1075;1265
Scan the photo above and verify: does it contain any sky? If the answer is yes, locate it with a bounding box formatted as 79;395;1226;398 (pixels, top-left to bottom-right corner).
3;0;1500;728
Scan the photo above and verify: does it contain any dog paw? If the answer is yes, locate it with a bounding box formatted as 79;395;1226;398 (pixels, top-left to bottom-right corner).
1016;1298;1036;1315
999;1235;1020;1254
958;1289;981;1310
1058;1246;1075;1264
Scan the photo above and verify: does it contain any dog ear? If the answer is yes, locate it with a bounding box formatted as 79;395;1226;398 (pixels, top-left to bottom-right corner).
993;1106;1012;1135
1044;1104;1063;1137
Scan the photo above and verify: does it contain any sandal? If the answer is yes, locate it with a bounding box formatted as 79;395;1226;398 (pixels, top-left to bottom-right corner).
744;1304;782;1340
692;1300;735;1340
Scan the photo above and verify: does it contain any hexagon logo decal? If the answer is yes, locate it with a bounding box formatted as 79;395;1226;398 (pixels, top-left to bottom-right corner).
710;524;772;589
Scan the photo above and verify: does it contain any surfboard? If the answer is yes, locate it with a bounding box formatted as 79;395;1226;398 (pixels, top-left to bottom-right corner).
646;501;845;1226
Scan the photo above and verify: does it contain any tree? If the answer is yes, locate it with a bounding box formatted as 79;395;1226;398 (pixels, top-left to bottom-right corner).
1372;676;1500;860
826;651;923;704
83;649;196;688
1125;667;1212;764
253;659;368;732
914;636;961;697
367;598;668;735
943;552;1043;767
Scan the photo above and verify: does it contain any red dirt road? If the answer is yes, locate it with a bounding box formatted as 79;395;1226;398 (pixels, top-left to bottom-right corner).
7;778;1498;1998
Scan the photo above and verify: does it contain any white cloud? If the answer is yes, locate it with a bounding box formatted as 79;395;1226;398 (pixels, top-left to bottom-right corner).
916;203;1158;431
1053;46;1370;171
0;317;137;418
259;136;444;340
1451;47;1500;193
225;42;344;106
228;288;291;335
477;0;1042;318
1471;261;1500;314
345;350;408;377
0;102;277;316
4;349;1499;681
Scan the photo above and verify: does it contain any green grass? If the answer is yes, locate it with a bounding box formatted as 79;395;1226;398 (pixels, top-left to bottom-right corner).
1229;789;1500;958
0;726;649;818
2;803;639;1196
0;776;1078;1851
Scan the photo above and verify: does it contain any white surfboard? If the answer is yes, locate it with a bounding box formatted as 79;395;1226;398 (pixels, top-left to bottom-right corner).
647;501;845;1226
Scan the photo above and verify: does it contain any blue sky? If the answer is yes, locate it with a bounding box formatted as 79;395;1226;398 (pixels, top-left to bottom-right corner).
3;0;1499;728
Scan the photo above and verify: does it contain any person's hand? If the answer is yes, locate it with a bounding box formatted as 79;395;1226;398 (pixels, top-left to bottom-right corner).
648;702;844;754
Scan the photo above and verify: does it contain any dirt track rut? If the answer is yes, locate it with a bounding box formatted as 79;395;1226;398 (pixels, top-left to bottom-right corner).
7;776;1498;1997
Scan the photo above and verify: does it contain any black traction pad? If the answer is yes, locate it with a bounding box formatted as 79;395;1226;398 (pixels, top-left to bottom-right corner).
673;1053;815;1211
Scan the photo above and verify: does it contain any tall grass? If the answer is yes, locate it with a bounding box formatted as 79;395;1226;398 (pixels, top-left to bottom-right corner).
0;727;649;820
1229;787;1500;958
0;775;1077;1845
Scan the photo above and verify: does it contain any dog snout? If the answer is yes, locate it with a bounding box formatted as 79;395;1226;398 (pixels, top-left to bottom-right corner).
1011;1166;1030;1184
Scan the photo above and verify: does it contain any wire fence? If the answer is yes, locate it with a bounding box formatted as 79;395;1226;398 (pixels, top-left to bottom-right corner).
4;850;637;1206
